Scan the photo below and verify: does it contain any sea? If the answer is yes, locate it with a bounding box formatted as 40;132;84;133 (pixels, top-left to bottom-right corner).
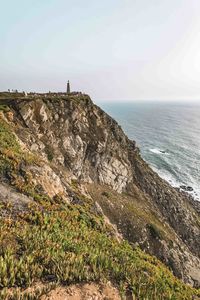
100;101;200;201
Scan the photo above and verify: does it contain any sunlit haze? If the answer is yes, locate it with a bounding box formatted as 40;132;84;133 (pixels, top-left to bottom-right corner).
1;0;200;102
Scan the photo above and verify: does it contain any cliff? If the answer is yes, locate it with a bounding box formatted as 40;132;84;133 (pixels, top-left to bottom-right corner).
0;92;199;299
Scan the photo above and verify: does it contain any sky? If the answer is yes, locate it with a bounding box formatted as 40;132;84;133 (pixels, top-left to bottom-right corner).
1;0;200;101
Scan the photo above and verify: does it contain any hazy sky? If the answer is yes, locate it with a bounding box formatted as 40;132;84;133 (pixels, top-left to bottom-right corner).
1;0;200;101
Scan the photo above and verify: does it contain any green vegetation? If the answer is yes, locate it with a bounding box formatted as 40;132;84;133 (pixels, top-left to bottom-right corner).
0;117;21;178
90;184;175;245
0;201;199;300
101;191;110;198
0;114;199;299
148;223;164;240
0;92;24;99
0;105;10;112
0;118;20;153
0;117;37;184
44;145;54;162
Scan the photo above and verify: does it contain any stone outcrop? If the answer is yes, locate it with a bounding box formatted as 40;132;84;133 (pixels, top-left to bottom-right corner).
1;93;200;287
15;96;135;193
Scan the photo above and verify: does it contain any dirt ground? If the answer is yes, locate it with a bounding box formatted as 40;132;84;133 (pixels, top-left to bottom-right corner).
41;282;122;300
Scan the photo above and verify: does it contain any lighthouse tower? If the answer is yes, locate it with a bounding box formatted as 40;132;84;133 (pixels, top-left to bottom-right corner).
67;80;70;94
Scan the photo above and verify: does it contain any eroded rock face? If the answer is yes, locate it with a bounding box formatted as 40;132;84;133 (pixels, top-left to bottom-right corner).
15;97;135;193
4;94;200;286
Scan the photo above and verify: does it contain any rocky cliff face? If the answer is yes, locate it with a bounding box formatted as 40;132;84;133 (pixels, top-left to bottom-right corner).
15;95;135;193
1;93;200;287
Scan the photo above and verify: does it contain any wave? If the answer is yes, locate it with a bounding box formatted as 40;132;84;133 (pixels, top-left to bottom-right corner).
149;148;169;155
152;166;180;187
104;102;200;202
152;166;199;201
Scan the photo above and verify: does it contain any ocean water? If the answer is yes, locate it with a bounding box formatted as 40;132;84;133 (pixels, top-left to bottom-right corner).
100;101;200;200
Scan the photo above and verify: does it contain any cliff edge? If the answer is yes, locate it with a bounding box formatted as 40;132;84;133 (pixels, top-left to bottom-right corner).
0;92;200;298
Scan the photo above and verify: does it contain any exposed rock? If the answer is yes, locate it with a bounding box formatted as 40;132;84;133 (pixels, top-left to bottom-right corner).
0;182;33;214
180;185;194;191
1;93;200;286
5;111;14;122
14;97;135;193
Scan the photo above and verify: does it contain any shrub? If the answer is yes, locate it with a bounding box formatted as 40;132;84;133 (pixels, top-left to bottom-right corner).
148;223;164;240
101;191;110;198
0;105;10;113
44;145;54;162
